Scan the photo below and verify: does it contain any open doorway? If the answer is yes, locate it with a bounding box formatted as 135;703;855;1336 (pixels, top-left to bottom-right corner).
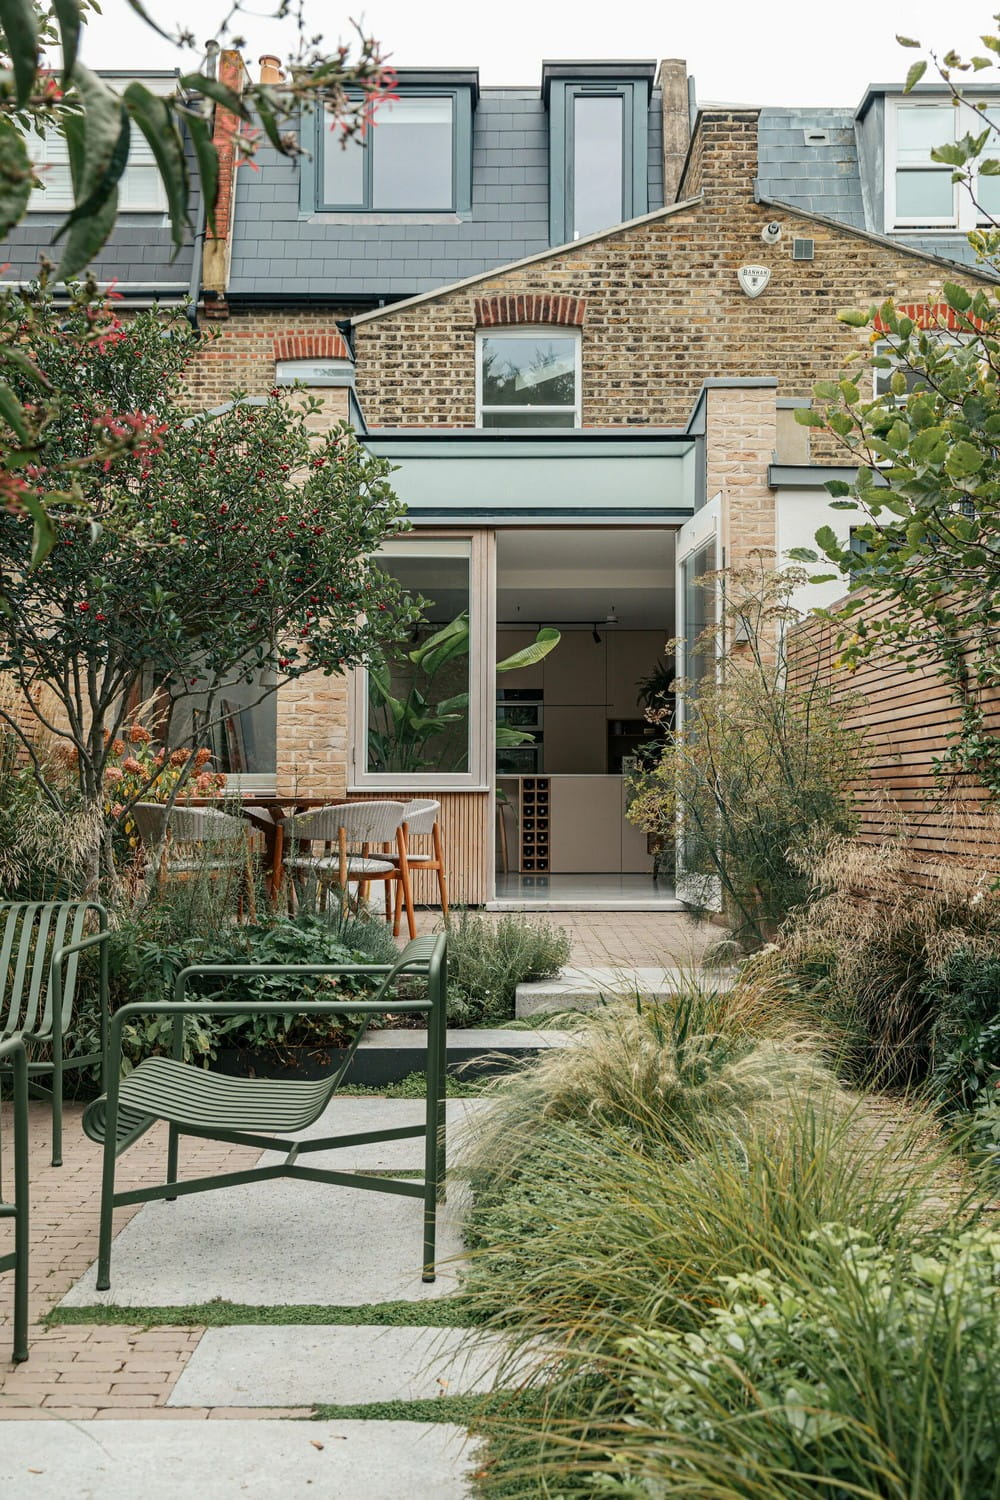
493;527;681;909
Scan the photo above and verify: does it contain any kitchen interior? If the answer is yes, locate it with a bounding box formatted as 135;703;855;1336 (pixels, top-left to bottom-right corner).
494;528;678;906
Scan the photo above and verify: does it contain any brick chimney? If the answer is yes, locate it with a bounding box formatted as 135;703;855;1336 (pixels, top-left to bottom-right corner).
657;58;690;204
259;54;284;85
201;48;249;315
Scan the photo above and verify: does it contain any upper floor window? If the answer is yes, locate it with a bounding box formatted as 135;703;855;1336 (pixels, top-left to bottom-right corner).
543;63;653;246
26;128;166;213
476;329;581;428
306;74;477;216
888;98;1000;230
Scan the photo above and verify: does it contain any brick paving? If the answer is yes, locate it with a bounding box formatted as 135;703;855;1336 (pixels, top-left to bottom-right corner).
0;907;708;1421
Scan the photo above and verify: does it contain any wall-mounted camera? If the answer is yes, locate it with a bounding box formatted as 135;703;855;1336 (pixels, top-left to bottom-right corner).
760;221;783;245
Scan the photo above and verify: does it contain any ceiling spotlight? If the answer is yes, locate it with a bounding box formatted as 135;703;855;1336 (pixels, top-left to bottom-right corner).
604;606;619;626
592;624;602;644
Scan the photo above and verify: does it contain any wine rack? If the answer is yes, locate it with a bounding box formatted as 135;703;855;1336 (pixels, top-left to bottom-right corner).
519;777;550;873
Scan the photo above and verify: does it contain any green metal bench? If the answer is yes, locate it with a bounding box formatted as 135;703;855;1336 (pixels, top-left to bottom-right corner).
83;933;447;1293
0;902;110;1166
0;1034;30;1362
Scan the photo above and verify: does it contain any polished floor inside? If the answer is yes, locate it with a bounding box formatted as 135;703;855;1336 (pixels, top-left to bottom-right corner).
490;872;683;911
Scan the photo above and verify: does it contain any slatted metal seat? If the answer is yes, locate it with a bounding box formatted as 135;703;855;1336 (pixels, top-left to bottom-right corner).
0;902;110;1166
0;1034;29;1363
83;933;447;1292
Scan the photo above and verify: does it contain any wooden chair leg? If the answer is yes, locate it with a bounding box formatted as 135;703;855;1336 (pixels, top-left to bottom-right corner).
397;854;416;941
433;823;449;920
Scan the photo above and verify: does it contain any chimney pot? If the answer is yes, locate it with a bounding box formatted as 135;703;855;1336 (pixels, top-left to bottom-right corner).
259;54;284;85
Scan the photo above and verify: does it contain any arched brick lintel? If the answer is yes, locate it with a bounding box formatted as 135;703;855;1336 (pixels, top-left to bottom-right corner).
273;333;351;362
474;294;586;328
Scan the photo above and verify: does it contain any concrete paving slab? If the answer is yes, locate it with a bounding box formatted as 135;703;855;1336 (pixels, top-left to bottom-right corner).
515;965;734;1017
255;1097;491;1171
0;1419;475;1499
361;1027;572;1050
168;1324;506;1407
62;1182;470;1308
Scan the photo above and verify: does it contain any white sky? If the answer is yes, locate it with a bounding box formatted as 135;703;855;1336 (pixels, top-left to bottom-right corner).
80;0;991;107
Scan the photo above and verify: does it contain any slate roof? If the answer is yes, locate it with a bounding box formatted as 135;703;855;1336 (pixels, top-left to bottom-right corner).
0;215;197;294
227;86;665;300
755;106;982;270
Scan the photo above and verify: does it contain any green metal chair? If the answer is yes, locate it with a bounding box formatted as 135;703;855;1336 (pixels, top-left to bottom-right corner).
0;902;110;1167
83;933;448;1293
0;1034;29;1362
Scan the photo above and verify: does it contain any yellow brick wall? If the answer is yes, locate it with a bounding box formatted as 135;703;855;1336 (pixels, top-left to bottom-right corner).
350;111;988;468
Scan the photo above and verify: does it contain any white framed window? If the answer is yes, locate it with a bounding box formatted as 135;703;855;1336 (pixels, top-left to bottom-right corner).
476;328;581;428
26;128;167;213
350;534;494;791
275;358;353;388
887;98;1000;230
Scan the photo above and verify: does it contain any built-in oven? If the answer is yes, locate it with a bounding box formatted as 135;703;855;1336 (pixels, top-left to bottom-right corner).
496;689;543;774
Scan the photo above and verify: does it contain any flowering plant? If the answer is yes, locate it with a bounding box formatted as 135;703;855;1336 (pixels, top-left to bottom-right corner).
102;723;226;852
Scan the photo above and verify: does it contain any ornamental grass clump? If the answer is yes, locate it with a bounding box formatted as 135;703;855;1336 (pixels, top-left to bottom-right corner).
749;820;1000;1090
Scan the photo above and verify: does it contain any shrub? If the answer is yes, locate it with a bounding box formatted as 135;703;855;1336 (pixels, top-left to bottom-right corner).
750;832;1000;1090
590;1224;1000;1500
927;949;1000;1112
626;563;865;949
445;910;570;1025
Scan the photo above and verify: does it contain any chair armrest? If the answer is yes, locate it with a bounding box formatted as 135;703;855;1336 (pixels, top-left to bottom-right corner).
173;960;395;1003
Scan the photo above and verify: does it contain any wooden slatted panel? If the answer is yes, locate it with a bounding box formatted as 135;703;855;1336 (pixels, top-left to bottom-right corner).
346;791;491;907
787;594;1000;876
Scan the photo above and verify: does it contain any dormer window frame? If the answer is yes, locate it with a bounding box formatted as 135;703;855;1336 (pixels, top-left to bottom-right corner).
301;77;475;218
885;95;1000;232
545;65;652;247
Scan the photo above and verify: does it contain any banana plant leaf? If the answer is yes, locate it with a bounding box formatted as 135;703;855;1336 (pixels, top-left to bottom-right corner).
497;627;561;672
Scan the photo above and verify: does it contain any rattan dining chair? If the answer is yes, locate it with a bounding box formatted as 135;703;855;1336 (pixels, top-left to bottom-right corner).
132;803;260;921
390;799;449;927
278;800;417;939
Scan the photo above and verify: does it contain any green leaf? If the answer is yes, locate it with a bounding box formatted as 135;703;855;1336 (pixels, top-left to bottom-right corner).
904;60;928;92
944;440;985;478
497;628;561;673
979;157;1000;175
943;281;973;312
51;0;81;82
179;73;251;124
815;526;839;554
251;85;287;156
186;111;219;224
931;143;968;166
828;500;858;510
0;380;30;444
56;66;123;276
837;307;871;328
787;547;818;563
21;491;57;568
812;381;841;401
0;0;39;107
839;380;860;404
0;117;33;238
52;105;130;242
124;82;191;254
896;34;921;47
826;480;852;497
794;409;826;428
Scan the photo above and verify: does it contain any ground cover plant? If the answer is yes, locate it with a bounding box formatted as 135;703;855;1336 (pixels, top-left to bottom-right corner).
444;909;570;1025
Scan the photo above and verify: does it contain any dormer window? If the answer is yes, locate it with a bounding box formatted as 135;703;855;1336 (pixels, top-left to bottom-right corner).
303;70;476;216
543;61;653;246
25;127;166;213
887;97;1000;230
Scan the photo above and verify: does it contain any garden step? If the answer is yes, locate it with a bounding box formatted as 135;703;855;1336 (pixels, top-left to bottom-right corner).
0;1420;474;1499
345;1026;572;1084
168;1324;508;1408
515;965;734;1017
